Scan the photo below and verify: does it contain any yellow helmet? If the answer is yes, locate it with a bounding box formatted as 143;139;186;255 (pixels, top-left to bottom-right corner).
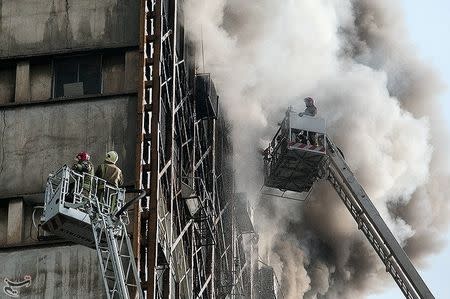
105;151;118;164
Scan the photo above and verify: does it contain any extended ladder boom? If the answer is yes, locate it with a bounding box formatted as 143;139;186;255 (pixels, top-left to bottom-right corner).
325;138;434;299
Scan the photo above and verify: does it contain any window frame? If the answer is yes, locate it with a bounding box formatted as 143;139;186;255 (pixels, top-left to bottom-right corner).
52;54;103;98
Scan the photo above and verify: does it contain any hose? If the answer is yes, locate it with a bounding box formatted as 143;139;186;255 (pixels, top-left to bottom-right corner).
114;189;146;218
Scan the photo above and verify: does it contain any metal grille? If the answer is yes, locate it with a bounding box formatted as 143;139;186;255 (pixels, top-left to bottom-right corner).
135;1;253;298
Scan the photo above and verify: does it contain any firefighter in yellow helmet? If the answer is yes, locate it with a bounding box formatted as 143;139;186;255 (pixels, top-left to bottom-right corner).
95;151;124;212
95;151;124;188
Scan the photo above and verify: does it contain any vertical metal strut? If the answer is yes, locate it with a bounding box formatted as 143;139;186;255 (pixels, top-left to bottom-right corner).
136;0;162;297
135;1;244;298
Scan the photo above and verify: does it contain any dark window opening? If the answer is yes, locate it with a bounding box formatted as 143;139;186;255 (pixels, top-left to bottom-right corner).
0;65;16;104
54;55;101;97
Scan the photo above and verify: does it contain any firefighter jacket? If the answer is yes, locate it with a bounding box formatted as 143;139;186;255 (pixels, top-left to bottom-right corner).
72;161;94;191
72;160;94;175
302;105;317;117
95;161;124;189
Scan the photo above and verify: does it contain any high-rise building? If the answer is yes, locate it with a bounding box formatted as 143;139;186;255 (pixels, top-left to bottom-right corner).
0;1;259;298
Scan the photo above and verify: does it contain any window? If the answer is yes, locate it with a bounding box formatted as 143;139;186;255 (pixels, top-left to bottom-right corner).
54;55;102;97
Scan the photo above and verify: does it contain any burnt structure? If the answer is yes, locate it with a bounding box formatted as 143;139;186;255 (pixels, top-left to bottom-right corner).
0;0;258;298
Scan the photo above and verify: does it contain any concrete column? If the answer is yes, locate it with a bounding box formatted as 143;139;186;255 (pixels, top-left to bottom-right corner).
0;68;16;104
0;205;8;244
15;61;31;102
7;198;24;244
124;50;139;92
30;63;52;101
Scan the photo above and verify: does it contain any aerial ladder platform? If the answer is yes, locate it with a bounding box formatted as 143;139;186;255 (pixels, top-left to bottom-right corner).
41;165;144;299
263;108;434;299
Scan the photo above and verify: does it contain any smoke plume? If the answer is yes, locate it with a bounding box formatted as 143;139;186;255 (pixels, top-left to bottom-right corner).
184;0;450;297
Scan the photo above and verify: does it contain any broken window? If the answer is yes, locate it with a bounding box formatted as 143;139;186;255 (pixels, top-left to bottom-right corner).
54;55;102;97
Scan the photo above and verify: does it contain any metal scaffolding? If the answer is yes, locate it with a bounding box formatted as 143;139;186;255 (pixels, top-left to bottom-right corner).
135;1;254;298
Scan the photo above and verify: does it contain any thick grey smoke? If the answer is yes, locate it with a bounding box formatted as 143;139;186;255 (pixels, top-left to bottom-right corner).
184;0;450;297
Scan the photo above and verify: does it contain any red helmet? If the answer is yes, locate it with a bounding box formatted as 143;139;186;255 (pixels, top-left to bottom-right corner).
76;151;90;162
304;97;314;106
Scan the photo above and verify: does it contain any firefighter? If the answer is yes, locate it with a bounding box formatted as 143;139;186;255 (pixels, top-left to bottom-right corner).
298;97;317;145
95;151;124;212
298;97;317;117
67;151;94;203
73;151;94;176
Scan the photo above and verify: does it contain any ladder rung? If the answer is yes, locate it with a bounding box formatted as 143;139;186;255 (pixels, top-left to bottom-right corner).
141;210;150;220
145;57;153;66
118;254;132;259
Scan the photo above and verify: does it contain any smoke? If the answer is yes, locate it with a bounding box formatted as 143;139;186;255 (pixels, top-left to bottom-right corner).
184;0;450;297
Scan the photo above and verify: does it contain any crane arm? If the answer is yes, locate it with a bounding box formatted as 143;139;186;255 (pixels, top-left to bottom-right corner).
325;138;434;299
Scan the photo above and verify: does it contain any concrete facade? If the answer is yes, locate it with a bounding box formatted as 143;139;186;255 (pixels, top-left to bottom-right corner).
0;50;139;104
30;62;52;101
0;0;139;58
102;53;125;94
15;61;31;102
0;245;105;298
0;96;137;198
124;51;140;92
0;0;141;296
6;198;23;244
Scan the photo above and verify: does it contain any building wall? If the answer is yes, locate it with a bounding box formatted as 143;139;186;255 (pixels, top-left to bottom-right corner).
30;62;52;101
0;0;141;296
0;0;139;58
0;245;105;298
0;95;137;198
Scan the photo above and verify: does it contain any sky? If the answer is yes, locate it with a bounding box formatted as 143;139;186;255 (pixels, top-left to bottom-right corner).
369;1;450;298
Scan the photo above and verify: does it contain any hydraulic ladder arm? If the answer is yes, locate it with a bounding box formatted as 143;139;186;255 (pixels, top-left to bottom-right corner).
42;166;144;299
325;138;434;299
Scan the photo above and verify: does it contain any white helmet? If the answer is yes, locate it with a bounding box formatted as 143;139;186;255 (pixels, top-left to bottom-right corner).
105;151;119;164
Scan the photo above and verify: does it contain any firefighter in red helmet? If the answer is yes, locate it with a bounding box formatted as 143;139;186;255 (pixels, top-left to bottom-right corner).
72;151;94;195
73;151;94;176
298;97;317;117
298;97;318;145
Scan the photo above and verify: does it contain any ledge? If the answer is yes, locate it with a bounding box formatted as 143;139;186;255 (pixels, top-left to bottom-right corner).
0;91;138;110
0;45;139;63
0;239;74;252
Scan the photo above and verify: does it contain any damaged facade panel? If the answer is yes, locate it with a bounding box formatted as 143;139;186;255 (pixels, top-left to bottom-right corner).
30;61;52;101
0;0;139;58
0;96;137;198
102;53;125;94
0;50;138;104
0;245;105;298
